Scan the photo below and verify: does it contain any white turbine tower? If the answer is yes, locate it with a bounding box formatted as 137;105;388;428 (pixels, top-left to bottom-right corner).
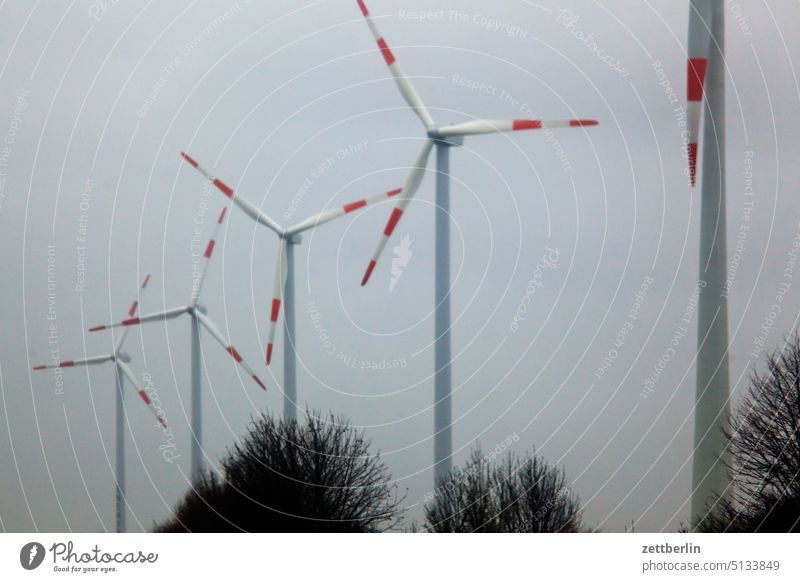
180;151;402;420
688;0;730;527
33;274;165;533
353;0;598;484
88;205;266;484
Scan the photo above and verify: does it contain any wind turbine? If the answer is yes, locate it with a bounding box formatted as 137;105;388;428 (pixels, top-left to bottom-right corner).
687;0;730;528
353;0;598;484
32;274;165;533
180;150;401;421
88;205;266;484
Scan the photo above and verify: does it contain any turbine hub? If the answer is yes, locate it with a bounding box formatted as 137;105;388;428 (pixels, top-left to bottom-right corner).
426;128;464;147
190;304;207;316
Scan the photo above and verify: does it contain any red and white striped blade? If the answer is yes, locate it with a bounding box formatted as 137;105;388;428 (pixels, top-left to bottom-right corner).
181;152;284;236
32;354;114;371
114;273;151;354
191;206;228;306
194;310;267;391
89;306;189;333
116;360;168;429
266;239;288;366
356;0;434;129
286;187;403;236
687;0;712;187
437;118;599;137
361;140;433;286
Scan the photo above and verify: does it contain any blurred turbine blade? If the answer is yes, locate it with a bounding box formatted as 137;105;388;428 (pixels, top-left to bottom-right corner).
194;310;267;391
89;306;189;332
32;354;114;370
181;152;284;235
116;360;168;429
361;140;433;286
355;0;434;128
191;207;228;306
266;239;288;366
436;118;598;137
114;273;152;354
286;187;403;236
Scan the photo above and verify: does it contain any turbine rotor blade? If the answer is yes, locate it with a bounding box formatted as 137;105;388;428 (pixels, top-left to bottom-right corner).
181;152;284;236
286;187;403;236
89;306;189;332
361;140;433;286
687;0;712;187
191;206;228;306
193;310;267;391
32;354;114;370
436;118;598;137
356;0;434;128
116;360;168;429
114;273;151;354
266;239;288;366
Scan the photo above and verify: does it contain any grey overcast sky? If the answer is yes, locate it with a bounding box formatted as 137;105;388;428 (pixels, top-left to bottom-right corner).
1;0;799;533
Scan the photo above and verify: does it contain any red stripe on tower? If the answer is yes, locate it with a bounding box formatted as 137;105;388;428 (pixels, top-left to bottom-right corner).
266;344;274;365
343;200;367;213
270;299;281;322
688;58;708;102
377;38;396;66
383;207;403;236
357;0;369;17
513;120;543;130
213;178;234;198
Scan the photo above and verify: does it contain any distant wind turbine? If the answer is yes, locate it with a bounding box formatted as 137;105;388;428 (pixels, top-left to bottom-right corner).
33;274;164;532
354;0;598;484
88;206;265;484
180;150;402;420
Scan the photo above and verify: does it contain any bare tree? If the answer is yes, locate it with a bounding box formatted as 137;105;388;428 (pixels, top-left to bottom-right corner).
700;333;800;532
155;411;403;532
424;448;583;532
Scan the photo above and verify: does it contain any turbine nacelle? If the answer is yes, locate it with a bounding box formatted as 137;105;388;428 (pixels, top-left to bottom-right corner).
187;304;207;316
425;128;465;148
281;233;302;245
